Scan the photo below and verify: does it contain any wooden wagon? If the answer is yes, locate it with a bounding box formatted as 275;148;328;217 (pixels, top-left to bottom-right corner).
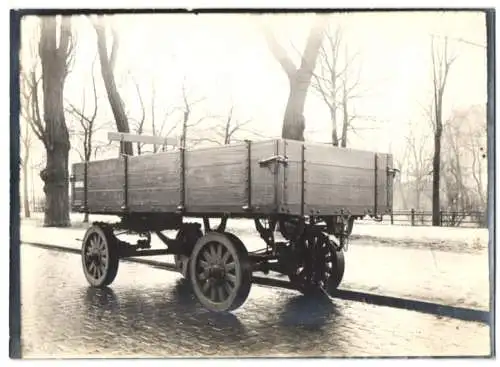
71;134;397;312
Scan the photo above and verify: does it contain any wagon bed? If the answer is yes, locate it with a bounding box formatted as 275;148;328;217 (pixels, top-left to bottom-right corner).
71;138;394;218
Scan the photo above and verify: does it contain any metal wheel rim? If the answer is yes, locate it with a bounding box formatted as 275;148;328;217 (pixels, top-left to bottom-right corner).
192;239;241;308
82;230;110;283
292;230;336;289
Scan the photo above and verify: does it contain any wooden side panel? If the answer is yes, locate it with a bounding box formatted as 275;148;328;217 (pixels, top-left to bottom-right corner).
184;144;248;212
86;158;124;212
303;143;378;216
127;152;180;212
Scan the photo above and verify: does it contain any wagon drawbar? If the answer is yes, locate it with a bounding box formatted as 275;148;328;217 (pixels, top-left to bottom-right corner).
70;134;397;312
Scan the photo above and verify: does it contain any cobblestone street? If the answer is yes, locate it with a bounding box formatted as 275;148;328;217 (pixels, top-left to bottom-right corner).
20;245;491;358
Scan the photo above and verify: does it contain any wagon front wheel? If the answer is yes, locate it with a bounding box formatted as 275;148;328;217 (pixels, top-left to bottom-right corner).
189;232;252;312
81;224;119;288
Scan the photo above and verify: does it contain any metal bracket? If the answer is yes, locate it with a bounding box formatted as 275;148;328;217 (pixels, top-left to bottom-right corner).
387;167;400;177
258;155;288;167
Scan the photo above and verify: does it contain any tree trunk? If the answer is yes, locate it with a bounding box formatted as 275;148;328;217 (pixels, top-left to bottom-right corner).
22;159;30;219
330;107;339;146
94;19;133;156
283;75;312;140
432;127;442;226
266;17;326;141
39;16;71;227
340;90;348;148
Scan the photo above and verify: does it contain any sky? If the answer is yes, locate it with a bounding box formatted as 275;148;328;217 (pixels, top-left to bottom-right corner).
19;10;488;199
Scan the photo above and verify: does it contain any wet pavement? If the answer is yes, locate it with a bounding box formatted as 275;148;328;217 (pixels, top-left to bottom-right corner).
19;245;491;358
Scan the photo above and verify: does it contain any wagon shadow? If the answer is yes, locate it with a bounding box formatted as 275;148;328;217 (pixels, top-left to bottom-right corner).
278;292;340;329
82;279;247;350
83;286;120;313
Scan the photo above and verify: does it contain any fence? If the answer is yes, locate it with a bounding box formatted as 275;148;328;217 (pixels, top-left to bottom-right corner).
389;209;487;228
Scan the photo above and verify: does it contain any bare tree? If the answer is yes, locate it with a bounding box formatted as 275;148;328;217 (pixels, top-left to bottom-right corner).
32;15;75;227
203;105;253;145
92;15;133;156
264;15;327;141
441;106;487;226
177;81;218;149
65;56;104;222
127;75;146;155
19;115;33;218
430;35;457;226
405;123;433;210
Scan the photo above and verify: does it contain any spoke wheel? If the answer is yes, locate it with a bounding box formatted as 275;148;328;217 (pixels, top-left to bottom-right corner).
288;227;345;296
189;232;252;312
81;225;119;287
174;224;203;279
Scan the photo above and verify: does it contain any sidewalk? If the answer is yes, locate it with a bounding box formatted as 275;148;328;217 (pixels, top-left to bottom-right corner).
19;214;491;311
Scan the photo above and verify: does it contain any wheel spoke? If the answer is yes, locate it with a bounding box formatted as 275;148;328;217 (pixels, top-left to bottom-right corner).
226;273;237;284
224;282;234;295
210;286;216;301
202;280;210;294
209;245;217;260
202;250;212;263
221;250;231;264
216;244;222;260
225;262;236;271
199;259;209;269
217;286;225;302
198;271;208;281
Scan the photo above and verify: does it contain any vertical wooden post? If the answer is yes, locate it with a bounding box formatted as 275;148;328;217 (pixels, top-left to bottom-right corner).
390;211;394;225
440;210;443;226
121;154;128;212
300;143;305;217
243;140;252;211
83;161;88;213
374;153;378;215
177;147;186;212
411;208;415;226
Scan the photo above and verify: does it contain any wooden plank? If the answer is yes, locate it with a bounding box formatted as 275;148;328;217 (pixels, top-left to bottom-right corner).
86;158;125;212
184;143;247;211
108;132;178;147
126;151;180;211
303;141;376;170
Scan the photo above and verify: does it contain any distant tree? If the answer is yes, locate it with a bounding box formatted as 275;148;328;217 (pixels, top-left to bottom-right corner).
311;24;374;147
19;107;33;219
430;36;457;226
126;74;146;155
92;15;133;156
441;106;487;226
66;55;111;222
204;104;253;145
264;15;327;141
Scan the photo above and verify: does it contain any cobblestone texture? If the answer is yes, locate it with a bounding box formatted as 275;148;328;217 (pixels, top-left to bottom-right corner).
20;246;490;358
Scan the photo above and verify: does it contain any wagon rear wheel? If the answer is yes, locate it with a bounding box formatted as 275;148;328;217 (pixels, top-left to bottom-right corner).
189;232;252;312
81;224;119;288
289;228;345;297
